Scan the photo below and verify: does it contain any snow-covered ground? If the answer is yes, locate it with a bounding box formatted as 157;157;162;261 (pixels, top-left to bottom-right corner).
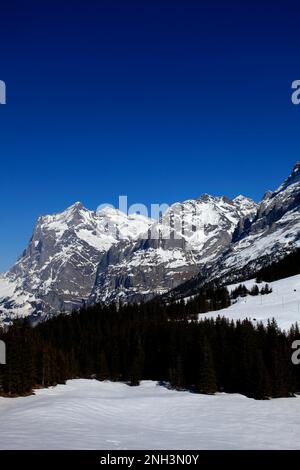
205;274;300;331
0;379;300;450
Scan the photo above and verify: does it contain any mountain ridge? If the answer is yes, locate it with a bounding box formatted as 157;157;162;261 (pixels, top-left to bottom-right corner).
1;163;300;322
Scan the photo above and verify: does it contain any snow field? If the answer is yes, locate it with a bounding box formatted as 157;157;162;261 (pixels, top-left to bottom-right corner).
0;379;300;450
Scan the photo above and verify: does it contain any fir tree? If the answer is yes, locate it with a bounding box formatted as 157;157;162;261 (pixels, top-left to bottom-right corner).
195;338;217;395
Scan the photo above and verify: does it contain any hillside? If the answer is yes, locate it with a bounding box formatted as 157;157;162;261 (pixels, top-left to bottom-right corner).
206;274;300;330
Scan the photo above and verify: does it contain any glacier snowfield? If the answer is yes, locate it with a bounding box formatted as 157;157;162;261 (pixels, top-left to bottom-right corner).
0;379;300;450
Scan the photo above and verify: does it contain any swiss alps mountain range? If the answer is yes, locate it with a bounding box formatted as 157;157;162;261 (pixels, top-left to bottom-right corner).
1;163;300;323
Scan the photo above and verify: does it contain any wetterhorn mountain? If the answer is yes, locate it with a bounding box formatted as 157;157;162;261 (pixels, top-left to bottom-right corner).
1;163;300;322
0;203;151;322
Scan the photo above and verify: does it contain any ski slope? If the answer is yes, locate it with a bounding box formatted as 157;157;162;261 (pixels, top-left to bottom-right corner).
0;379;300;450
205;274;300;330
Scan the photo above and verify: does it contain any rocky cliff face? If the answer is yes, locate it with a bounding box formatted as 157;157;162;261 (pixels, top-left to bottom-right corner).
0;203;151;322
90;195;257;304
2;163;300;322
167;163;300;299
215;162;300;279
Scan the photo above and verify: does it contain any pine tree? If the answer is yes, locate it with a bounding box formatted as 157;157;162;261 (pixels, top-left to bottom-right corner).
195;338;217;394
169;354;185;390
251;350;272;400
97;350;110;381
129;336;144;386
250;285;259;296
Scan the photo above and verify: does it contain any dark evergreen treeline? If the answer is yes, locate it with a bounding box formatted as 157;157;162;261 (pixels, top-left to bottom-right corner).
231;283;272;300
256;248;300;283
1;293;300;400
176;285;230;317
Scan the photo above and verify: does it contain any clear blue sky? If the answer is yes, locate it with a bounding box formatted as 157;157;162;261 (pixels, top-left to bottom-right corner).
0;0;299;271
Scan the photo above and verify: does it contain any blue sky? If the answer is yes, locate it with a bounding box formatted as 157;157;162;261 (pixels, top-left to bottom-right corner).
0;0;299;271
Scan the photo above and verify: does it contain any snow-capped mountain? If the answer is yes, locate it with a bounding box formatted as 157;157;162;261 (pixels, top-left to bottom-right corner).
90;195;257;304
0;202;151;322
212;162;300;280
1;162;300;322
168;162;300;299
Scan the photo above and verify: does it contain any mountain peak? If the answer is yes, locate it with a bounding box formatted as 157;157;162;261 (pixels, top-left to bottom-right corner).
65;201;87;212
59;201;92;223
233;195;258;219
234;194;249;203
196;193;218;203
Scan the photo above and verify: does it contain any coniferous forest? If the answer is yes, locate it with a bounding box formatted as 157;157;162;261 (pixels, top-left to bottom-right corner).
255;248;300;283
0;286;299;401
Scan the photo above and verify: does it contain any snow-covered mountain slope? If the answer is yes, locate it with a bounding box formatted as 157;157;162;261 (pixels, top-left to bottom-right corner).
0;203;151;321
2;163;300;321
205;274;300;330
90;195;257;304
167;163;300;300
1;379;300;450
0;274;38;324
214;162;300;281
